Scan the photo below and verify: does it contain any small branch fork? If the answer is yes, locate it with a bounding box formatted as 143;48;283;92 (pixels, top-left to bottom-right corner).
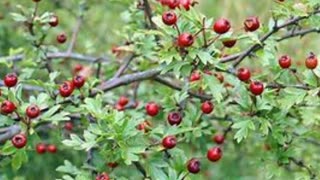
289;157;316;179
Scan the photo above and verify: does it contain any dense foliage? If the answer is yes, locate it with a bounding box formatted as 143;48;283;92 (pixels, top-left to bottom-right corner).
1;0;320;179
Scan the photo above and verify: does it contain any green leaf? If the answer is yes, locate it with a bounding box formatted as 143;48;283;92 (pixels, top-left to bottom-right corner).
41;105;60;119
1;141;16;155
258;117;272;135
81;97;103;117
62;134;85;150
56;160;80;175
11;149;28;170
10;13;27;22
146;162;168;180
198;51;213;65
203;74;224;103
232;119;255;143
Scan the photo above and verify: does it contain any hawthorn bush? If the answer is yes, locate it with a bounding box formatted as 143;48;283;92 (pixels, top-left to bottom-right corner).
0;0;320;179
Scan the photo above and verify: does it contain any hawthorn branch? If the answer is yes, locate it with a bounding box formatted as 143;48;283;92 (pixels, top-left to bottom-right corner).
154;76;212;100
93;68;161;95
266;83;310;90
0;52;110;63
225;10;320;67
0;80;44;92
112;54;136;79
277;28;320;41
143;0;156;30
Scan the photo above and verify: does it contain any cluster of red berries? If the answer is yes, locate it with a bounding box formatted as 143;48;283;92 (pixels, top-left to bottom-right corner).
278;53;318;70
11;135;55;156
237;68;264;96
1;74;43;118
145;100;213;118
161;4;260;49
161;134;223;174
236;53;318;96
36;143;58;154
1;74;18;114
161;113;223;174
185;134;225;173
33;0;66;44
159;0;193;10
59;75;85;97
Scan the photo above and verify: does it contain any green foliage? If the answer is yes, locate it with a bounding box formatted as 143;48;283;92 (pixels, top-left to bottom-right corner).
0;0;320;180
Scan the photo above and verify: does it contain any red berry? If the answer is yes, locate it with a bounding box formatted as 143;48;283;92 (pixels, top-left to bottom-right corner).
72;75;85;88
4;73;18;87
187;158;201;174
160;0;170;6
250;81;264;96
33;0;41;2
278;55;291;69
213;134;225;144
137;121;151;132
36;143;47;154
180;0;192;10
59;81;75;97
167;0;180;9
96;173;110;180
49;15;59;27
305;53;318;69
213;18;231;34
118;96;129;106
222;39;237;48
244;16;260;32
11;134;27;149
167;111;182;126
74;64;83;73
26;104;40;119
64;122;73;131
57;33;67;44
201;101;214;114
137;123;146;131
115;104;125;111
1;100;16;114
162;11;177;26
189;71;201;82
162;135;177;149
107;162;118;168
207;147;222;162
47;144;57;153
177;33;194;48
145;102;160;116
237;68;251;81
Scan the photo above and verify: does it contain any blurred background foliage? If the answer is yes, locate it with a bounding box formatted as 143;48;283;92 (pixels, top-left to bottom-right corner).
0;0;319;180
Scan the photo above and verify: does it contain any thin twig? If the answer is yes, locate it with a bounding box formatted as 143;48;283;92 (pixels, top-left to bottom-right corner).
67;15;84;54
142;0;156;30
133;161;148;178
113;54;136;78
289;157;316;179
